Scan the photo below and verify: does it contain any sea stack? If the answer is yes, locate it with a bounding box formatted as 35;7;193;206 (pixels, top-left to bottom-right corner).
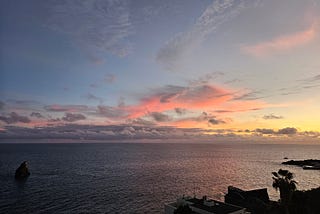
15;161;30;180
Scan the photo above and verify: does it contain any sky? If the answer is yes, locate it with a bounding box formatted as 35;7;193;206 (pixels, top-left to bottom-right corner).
1;0;320;143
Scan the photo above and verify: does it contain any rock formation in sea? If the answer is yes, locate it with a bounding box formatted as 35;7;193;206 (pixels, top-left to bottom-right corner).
15;161;30;179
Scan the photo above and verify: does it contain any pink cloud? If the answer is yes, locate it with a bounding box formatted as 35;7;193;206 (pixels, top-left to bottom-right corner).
11;85;269;129
124;85;233;119
243;23;317;57
123;84;267;125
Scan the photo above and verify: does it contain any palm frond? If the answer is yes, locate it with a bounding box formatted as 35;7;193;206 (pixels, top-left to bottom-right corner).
278;169;289;176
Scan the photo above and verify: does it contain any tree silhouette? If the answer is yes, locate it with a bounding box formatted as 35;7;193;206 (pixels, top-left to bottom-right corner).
272;169;297;214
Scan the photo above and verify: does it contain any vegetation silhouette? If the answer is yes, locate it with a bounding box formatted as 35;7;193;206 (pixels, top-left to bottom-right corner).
272;169;297;214
271;169;320;214
289;187;320;214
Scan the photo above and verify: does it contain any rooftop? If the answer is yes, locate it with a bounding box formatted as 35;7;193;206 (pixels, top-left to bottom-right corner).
187;197;245;214
226;186;270;203
165;196;247;214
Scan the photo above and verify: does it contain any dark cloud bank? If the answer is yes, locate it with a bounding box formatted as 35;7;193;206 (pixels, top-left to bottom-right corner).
255;127;297;135
0;112;31;124
0;124;318;143
0;124;202;141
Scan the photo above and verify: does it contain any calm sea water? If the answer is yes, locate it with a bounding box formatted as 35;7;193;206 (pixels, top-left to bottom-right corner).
0;143;319;213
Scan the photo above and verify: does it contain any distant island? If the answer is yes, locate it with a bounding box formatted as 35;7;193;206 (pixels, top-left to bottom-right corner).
282;159;320;170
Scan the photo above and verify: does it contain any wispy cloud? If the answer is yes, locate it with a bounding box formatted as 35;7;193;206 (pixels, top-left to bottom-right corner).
30;112;45;118
213;99;265;114
301;74;320;83
126;118;156;127
232;90;268;101
48;118;61;123
0;101;4;110
0;112;31;124
45;0;133;62
263;114;284;120
299;74;320;90
174;108;187;115
188;72;225;86
148;112;171;122
274;73;320;97
104;74;116;84
83;93;104;104
157;0;259;70
243;23;317;57
6;99;40;106
62;113;86;122
208;117;227;125
96;105;127;119
89;73;116;88
44;104;89;112
309;74;320;82
173;112;228;128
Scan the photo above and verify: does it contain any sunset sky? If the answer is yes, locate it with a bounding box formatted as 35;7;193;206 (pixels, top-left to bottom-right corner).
1;0;320;143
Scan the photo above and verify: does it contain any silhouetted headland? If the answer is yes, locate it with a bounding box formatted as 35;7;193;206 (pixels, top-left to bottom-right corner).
282;159;320;170
15;161;30;180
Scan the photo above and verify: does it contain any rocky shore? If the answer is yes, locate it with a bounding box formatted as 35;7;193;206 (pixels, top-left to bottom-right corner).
282;159;320;170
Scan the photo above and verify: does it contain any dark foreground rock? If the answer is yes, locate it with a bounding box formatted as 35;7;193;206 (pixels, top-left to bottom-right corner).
15;161;30;179
289;187;320;214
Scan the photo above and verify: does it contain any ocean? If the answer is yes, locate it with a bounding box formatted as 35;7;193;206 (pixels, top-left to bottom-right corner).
0;143;319;213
